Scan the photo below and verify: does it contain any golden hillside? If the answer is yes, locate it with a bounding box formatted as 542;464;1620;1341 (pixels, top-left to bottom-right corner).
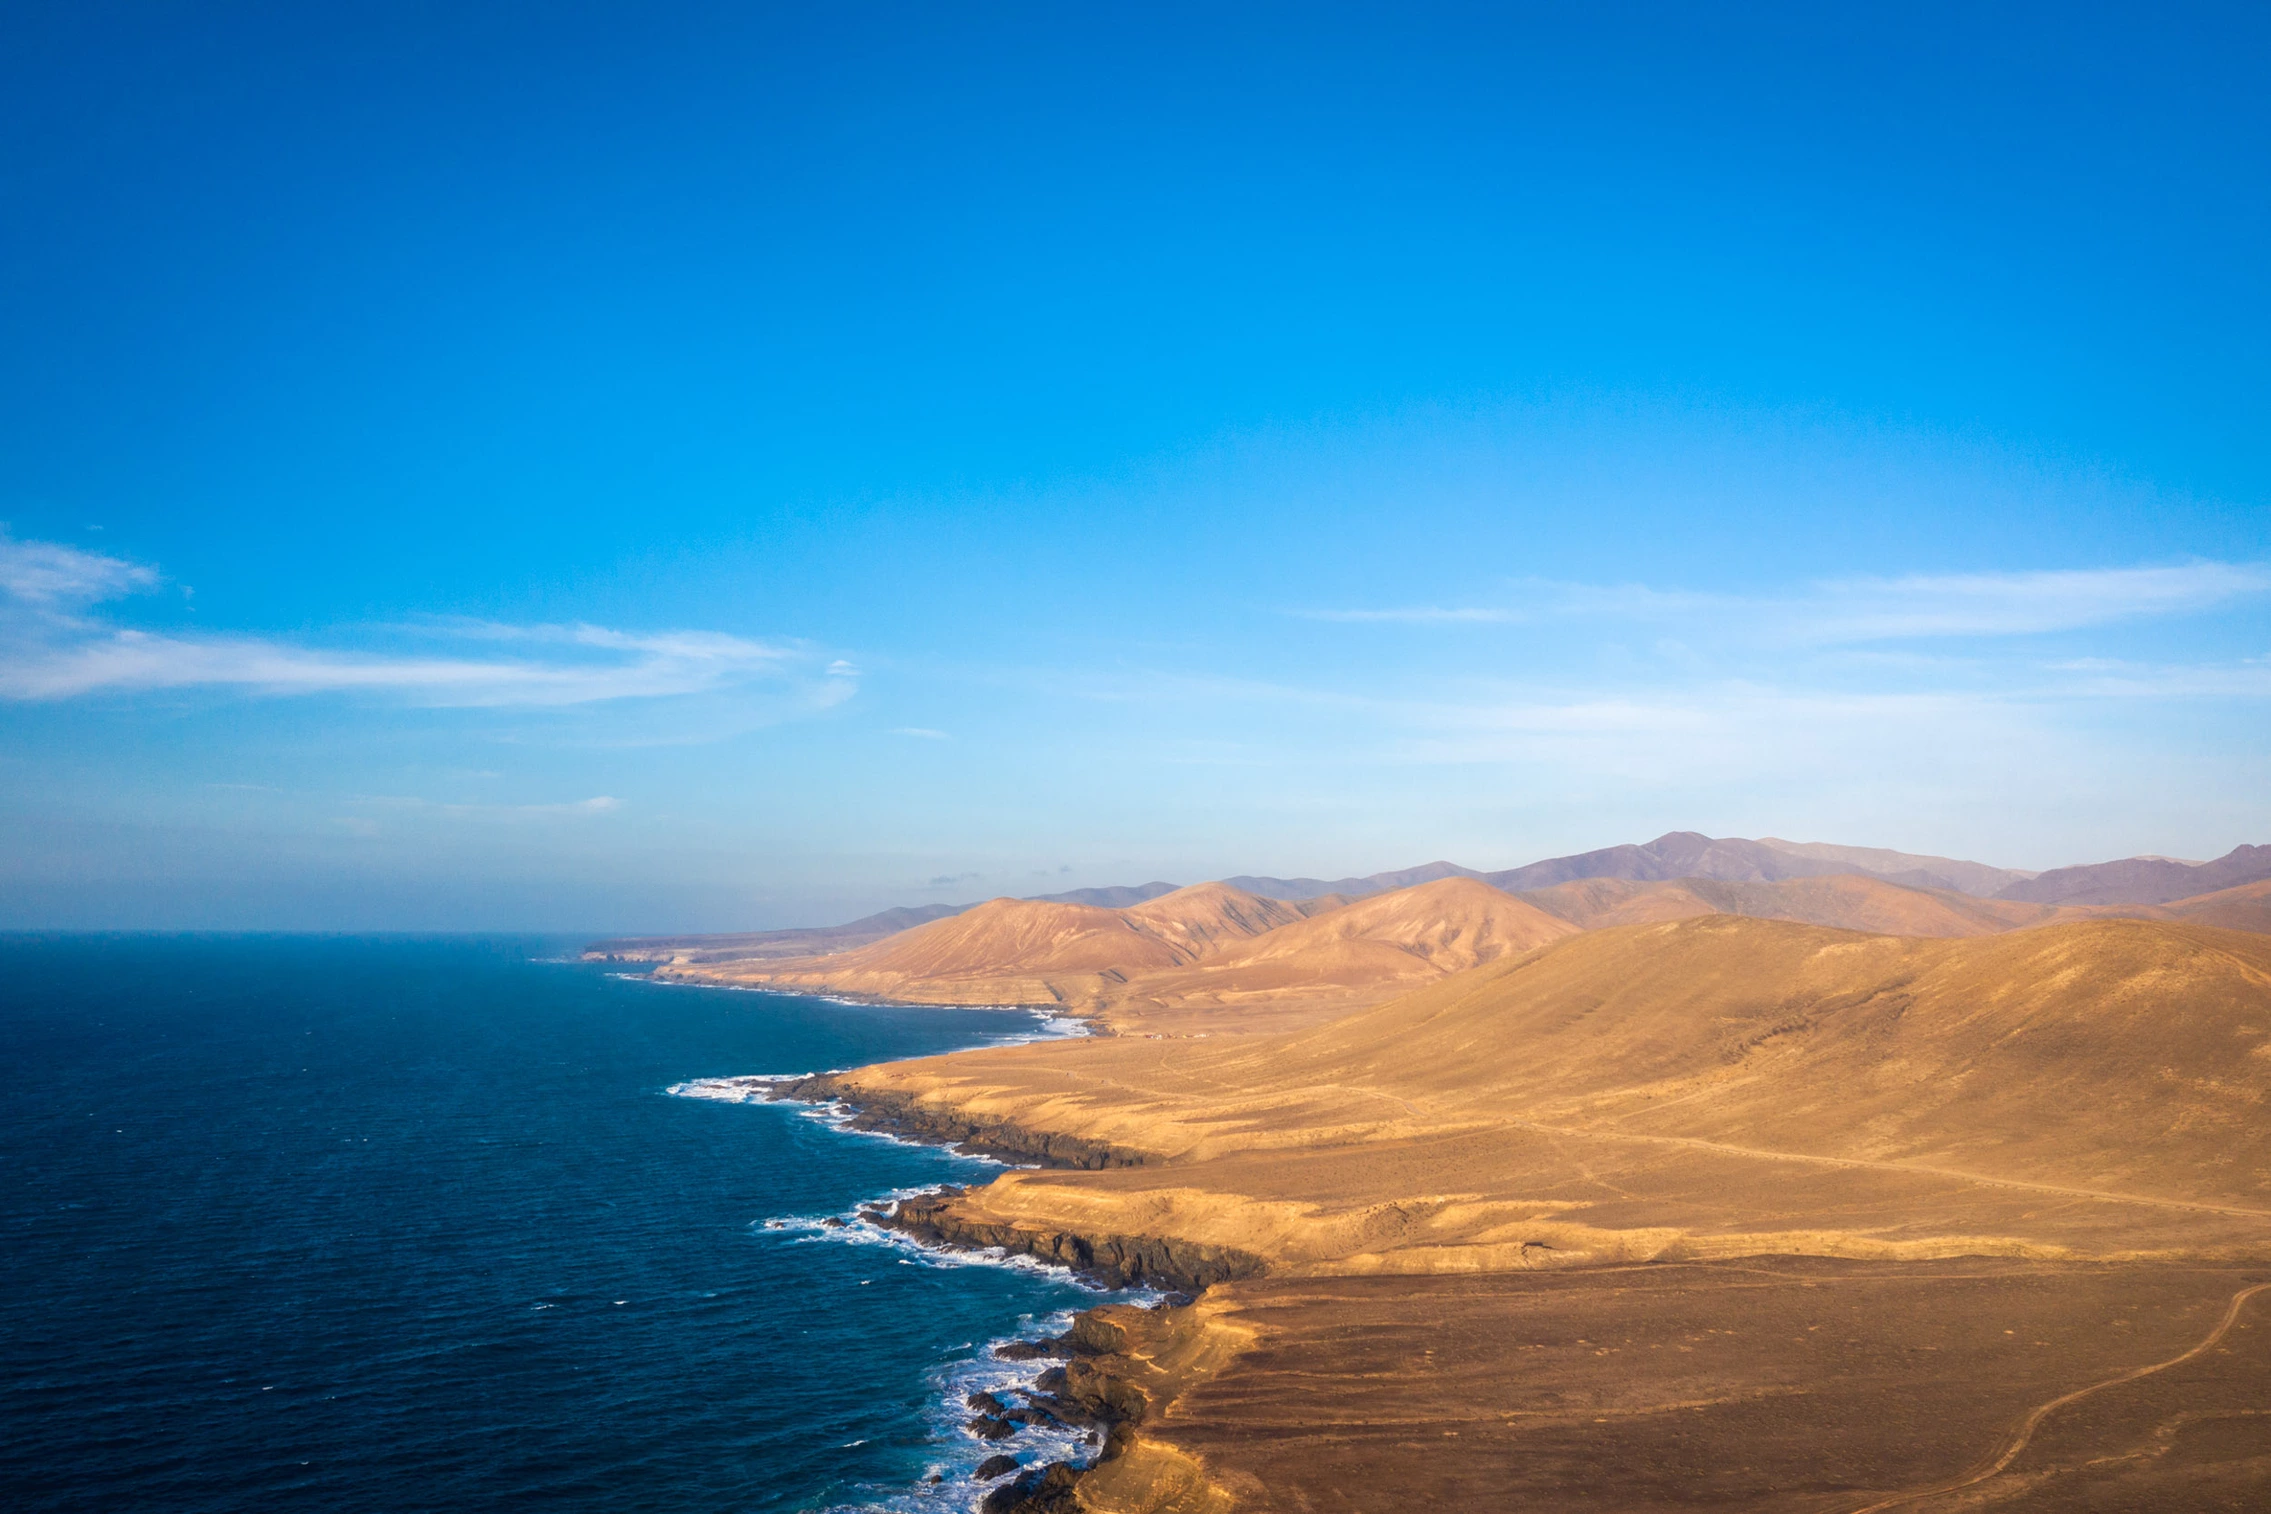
828;915;2271;1267
664;881;1322;1008
1519;870;2067;936
663;875;1574;1025
810;913;2271;1513
2160;876;2271;934
1106;876;1579;1033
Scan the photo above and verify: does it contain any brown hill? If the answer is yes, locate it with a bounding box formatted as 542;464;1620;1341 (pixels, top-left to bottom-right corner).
1106;876;1581;1033
2160;877;2271;934
1754;836;2036;895
1484;829;1847;890
1679;873;2066;935
1513;875;1720;927
664;876;1574;1029
824;915;2271;1268
666;895;1187;1006
1996;841;2271;905
667;881;1326;1009
1119;881;1317;957
1517;871;2067;936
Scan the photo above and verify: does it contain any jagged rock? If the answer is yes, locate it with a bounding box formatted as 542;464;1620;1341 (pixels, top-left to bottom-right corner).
1060;1315;1131;1355
966;1390;1007;1415
967;1414;1016;1441
776;1078;1149;1170
879;1193;1267;1293
980;1462;1083;1514
993;1338;1066;1361
973;1454;1021;1481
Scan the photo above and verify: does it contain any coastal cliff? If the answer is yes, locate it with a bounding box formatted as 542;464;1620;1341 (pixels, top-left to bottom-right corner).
874;1190;1266;1294
758;1075;1260;1511
965;1303;1249;1514
783;1073;1151;1170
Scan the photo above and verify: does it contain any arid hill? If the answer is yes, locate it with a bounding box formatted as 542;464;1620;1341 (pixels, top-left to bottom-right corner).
1117;882;1319;959
827;915;2271;1256
1519;871;2066;937
1102;876;1580;1034
664;876;1580;1030
2159;876;2271;934
1754;836;2036;896
661;882;1333;1009
803;915;2271;1512
1996;841;2271;905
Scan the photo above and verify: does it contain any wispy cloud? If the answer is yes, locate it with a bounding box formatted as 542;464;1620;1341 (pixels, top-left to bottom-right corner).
0;533;157;606
1303;605;1522;624
352;794;624;820
0;531;841;707
1297;561;2271;643
1802;563;2271;639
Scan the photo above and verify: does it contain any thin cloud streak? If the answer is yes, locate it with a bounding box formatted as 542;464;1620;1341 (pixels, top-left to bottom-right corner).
351;795;624;820
1297;561;2271;642
0;530;158;605
0;533;827;706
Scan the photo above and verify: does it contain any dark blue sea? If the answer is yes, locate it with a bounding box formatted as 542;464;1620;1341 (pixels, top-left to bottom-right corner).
0;935;1112;1513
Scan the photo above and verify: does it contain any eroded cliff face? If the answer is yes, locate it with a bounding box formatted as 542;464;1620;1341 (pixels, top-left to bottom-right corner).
972;1303;1249;1514
783;1073;1152;1169
874;1190;1267;1294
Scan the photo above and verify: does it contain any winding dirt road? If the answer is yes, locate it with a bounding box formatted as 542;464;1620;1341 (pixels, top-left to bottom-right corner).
1843;1280;2271;1513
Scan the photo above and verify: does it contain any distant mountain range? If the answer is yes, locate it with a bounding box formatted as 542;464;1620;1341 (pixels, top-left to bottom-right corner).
1991;844;2271;905
585;831;2271;962
1221;833;2041;901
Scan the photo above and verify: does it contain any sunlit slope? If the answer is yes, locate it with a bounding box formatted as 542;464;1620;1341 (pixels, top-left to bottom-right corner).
1514;876;1720;927
1273;915;2271;1205
666;882;1318;1006
664;896;1182;1004
1519;872;2066;935
1109;877;1578;1029
2160;877;2271;934
1119;882;1319;957
663;876;1574;1022
830;916;2271;1265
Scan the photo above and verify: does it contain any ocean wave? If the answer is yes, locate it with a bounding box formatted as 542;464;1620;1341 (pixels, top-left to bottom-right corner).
664;1073;841;1103
673;1084;1016;1166
625;973;1094;1041
677;1021;1139;1512
759;1194;1161;1296
762;1198;1160;1510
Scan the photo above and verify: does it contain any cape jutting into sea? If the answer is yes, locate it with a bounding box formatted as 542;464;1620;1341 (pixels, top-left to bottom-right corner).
0;933;1117;1513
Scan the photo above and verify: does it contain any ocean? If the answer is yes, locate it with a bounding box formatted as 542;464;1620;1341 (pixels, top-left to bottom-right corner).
0;934;1113;1513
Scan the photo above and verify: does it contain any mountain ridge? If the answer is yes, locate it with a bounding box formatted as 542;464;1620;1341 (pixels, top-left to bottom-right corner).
1994;843;2271;905
586;832;2267;963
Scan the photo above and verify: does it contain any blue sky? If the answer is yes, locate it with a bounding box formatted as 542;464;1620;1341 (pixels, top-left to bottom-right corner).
2;2;2266;929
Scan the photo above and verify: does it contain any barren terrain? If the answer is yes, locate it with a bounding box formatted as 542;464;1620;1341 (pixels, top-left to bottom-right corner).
800;915;2271;1511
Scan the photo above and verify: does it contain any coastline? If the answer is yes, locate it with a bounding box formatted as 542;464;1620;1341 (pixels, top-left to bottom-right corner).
698;1068;1241;1513
667;998;1219;1513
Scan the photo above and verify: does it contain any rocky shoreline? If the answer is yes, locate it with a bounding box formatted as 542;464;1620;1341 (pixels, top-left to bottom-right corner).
949;1309;1164;1514
873;1189;1266;1295
757;1075;1252;1511
780;1072;1148;1170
